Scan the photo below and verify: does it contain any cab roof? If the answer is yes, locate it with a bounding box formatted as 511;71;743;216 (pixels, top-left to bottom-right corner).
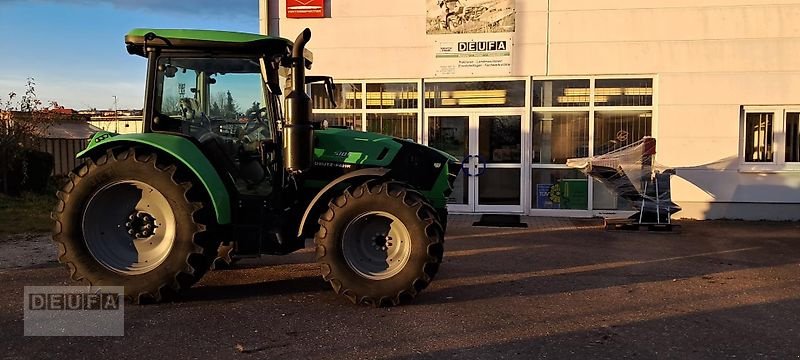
124;28;313;64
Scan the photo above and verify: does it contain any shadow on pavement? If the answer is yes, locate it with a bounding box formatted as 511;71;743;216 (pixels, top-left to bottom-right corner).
418;221;800;305
389;298;800;359
180;275;328;302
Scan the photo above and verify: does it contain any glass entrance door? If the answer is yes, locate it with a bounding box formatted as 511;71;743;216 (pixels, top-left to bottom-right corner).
427;113;524;213
427;115;472;213
474;114;523;212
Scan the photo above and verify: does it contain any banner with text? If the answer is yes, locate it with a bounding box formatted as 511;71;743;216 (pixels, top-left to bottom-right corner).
434;35;513;77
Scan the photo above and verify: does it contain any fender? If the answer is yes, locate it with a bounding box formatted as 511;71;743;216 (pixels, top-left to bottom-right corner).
297;167;390;238
77;132;231;224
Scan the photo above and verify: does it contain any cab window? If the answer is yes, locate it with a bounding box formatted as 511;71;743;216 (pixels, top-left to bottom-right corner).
154;57;272;139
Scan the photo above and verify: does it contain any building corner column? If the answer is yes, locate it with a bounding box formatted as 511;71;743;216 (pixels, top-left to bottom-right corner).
260;0;280;36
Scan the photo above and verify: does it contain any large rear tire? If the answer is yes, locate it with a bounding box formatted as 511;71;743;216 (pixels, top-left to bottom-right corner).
52;147;221;303
315;180;444;307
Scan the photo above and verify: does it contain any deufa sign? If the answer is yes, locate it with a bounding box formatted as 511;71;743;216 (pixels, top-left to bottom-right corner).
287;0;325;18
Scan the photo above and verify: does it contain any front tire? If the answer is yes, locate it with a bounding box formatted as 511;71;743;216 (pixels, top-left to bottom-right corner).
315;180;444;307
52;147;220;303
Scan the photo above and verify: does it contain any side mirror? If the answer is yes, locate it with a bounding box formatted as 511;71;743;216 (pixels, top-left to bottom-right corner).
306;76;337;108
159;64;178;78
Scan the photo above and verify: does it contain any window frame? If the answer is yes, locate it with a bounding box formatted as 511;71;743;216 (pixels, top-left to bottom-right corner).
740;105;800;172
310;79;424;141
308;75;658;217
530;75;657;215
153;55;272;126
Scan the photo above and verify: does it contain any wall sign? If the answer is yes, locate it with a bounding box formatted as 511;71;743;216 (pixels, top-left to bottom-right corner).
433;35;513;77
426;0;515;34
427;0;515;77
287;0;325;18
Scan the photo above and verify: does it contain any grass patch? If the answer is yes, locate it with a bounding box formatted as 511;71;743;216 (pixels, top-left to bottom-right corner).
0;192;56;235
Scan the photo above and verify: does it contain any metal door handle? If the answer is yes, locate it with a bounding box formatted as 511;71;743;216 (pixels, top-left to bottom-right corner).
475;154;487;176
461;155;473;177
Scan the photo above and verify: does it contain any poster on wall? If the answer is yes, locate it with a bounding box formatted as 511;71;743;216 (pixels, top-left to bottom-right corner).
433;35;513;77
426;0;515;35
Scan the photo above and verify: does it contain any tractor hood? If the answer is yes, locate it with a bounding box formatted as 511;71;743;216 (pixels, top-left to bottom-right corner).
310;128;461;209
313;128;458;167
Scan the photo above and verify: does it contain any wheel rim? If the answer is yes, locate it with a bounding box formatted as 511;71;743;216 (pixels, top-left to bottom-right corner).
341;211;412;280
82;180;177;275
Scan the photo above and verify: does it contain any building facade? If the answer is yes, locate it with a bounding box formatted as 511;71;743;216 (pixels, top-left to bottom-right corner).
88;116;144;135
260;0;800;220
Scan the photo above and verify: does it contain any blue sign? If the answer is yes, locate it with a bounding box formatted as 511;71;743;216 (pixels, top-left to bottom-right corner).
536;183;560;209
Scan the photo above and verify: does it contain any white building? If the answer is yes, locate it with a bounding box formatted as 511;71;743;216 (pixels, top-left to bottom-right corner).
88;116;144;135
260;0;800;220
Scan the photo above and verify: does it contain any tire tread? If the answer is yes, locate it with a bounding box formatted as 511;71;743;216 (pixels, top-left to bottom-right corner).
315;179;445;307
51;146;219;304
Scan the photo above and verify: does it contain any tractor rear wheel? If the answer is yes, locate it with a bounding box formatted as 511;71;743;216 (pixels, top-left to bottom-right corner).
52;147;220;303
315;180;444;307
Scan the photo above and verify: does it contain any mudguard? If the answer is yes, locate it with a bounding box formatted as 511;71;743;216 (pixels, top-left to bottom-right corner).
77;132;231;224
297;167;390;238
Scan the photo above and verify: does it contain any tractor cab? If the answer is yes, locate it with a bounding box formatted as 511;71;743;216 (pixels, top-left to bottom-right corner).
124;29;321;196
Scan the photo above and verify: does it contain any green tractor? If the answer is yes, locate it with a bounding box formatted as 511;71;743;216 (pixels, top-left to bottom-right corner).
52;28;460;306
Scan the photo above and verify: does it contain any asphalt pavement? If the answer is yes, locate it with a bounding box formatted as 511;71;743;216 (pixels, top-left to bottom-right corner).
1;216;799;359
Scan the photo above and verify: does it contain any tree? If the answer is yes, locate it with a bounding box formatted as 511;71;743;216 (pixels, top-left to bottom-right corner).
246;101;261;115
161;94;179;115
210;101;222;117
223;90;238;118
0;78;55;194
19;77;41;112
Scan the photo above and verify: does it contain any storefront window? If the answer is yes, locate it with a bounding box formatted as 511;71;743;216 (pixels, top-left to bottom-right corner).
594;110;653;155
592;178;632;211
366;83;418;109
366;113;418;140
595;78;653;107
311;82;362;110
592;110;652;211
533;80;590;107
312;113;362;130
531;169;588;210
531;77;655;213
532;112;589;164
309;76;656;216
424;81;525;108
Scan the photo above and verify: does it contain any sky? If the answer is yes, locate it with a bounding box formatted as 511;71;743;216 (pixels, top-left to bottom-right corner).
0;0;259;110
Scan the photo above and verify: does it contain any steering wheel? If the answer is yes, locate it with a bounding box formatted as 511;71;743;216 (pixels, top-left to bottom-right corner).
247;107;270;124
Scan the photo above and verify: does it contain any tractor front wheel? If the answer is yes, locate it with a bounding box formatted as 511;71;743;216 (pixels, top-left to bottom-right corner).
52;147;220;303
315;180;444;306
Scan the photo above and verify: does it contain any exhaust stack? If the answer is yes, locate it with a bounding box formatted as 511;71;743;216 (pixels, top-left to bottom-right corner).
284;28;313;175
